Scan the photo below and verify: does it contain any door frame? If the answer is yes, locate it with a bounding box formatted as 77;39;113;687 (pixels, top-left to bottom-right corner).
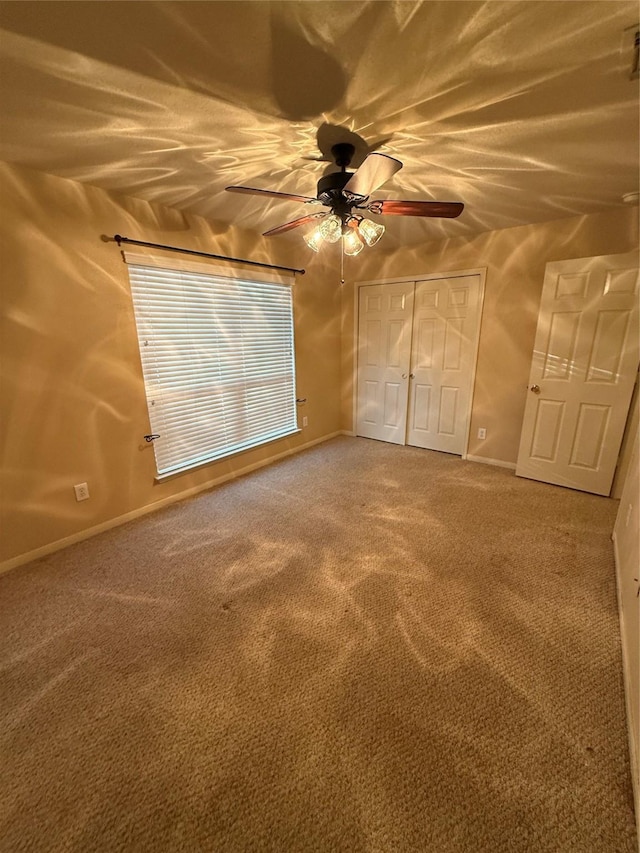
352;267;487;458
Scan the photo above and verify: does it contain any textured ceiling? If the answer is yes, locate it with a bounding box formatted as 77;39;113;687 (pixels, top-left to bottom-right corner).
0;0;638;248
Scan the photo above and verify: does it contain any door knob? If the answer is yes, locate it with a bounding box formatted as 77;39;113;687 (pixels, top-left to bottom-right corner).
402;373;407;379
530;384;541;393
409;373;415;379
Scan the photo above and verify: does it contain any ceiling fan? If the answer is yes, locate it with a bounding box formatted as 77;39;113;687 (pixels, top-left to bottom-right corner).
226;143;464;255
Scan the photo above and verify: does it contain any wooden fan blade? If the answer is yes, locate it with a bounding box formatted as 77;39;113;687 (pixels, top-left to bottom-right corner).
263;213;325;237
343;153;403;197
367;199;464;218
226;186;318;203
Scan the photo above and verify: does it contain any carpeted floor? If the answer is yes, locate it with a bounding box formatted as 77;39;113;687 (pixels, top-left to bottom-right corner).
0;436;636;852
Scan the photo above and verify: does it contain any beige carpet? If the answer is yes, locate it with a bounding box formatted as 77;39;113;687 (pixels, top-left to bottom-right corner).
0;436;636;852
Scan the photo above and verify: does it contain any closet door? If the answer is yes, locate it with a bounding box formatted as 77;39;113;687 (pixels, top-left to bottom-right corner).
406;275;482;454
356;282;414;444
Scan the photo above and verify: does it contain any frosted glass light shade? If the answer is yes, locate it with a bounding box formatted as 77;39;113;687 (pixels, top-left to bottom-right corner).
303;227;324;252
343;228;364;256
358;218;385;246
319;214;342;243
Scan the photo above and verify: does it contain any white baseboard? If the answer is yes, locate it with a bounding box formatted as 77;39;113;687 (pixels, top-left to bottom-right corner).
612;530;640;831
464;454;517;470
341;430;356;437
0;431;343;576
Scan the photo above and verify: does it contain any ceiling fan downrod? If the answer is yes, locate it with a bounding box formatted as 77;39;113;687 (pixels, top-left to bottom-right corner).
331;142;355;172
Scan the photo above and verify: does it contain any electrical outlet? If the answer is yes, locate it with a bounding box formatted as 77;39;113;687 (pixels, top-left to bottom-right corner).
621;24;639;80
302;416;308;428
477;428;486;440
74;482;90;502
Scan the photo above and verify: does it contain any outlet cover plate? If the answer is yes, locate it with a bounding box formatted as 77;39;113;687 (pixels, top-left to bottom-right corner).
74;483;90;501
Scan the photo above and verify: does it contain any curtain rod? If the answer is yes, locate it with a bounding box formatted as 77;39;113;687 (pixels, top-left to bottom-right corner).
110;234;305;276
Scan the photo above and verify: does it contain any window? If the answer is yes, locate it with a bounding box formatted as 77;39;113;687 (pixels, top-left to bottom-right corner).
126;255;298;478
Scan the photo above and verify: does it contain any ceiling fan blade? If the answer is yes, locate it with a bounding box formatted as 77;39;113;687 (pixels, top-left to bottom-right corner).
226;186;318;203
366;199;464;218
263;213;325;237
343;153;403;197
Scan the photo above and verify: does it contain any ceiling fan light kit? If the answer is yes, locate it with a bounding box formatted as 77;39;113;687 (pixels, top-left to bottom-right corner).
303;214;383;254
226;140;464;259
318;213;342;243
342;226;365;257
358;217;385;247
302;227;325;252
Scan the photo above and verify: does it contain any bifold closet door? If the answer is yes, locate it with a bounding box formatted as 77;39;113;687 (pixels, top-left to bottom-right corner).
406;275;482;454
355;282;414;444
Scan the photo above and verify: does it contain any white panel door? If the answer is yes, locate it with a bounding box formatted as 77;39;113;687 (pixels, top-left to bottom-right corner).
516;252;639;495
356;282;414;444
407;275;482;454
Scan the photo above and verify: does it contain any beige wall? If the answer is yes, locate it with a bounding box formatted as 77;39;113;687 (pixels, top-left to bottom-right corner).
613;371;639;499
341;207;639;464
613;418;639;813
0;162;342;566
2;159;638;569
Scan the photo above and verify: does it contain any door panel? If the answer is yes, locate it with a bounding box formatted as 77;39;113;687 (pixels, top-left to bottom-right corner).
530;399;564;461
356;282;414;444
406;275;482;454
438;386;459;435
443;318;464;369
543;312;580;378
586;310;630;381
384;382;403;427
364;320;381;365
516;252;639;495
570;404;608;468
387;319;406;367
412;383;431;430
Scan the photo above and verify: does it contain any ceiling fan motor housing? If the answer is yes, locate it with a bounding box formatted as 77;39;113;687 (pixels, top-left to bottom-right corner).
317;171;359;216
315;142;363;216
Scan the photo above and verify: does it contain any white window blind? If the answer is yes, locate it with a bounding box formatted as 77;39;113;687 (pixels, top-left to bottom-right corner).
127;260;298;478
